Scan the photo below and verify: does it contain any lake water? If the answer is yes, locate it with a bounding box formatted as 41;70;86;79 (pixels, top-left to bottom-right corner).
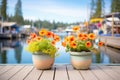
0;33;120;64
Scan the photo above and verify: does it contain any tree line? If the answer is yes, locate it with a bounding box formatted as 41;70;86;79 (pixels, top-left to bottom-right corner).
90;0;120;19
0;0;120;29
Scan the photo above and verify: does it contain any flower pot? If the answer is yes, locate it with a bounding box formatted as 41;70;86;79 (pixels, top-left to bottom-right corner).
32;52;54;70
70;51;92;70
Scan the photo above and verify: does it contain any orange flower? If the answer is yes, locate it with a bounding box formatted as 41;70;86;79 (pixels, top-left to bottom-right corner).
30;33;37;39
51;40;56;46
39;29;47;36
88;33;95;40
72;26;80;32
36;36;42;41
52;32;55;38
54;35;60;42
61;42;66;47
46;31;52;38
70;41;76;48
68;36;75;42
85;41;91;48
82;34;88;40
77;33;83;40
64;37;69;42
98;41;103;47
26;39;31;44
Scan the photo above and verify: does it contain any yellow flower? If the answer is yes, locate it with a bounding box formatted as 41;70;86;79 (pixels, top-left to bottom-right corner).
88;33;95;40
72;26;80;32
39;29;47;36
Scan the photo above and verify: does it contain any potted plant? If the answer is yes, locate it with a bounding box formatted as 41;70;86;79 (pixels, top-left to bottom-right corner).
61;26;103;70
26;28;60;70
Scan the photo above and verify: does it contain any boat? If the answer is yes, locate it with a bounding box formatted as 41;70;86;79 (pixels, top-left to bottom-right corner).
0;21;22;39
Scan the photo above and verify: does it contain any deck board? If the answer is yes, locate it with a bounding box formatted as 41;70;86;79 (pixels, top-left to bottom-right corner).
0;66;14;75
24;67;43;80
98;66;120;80
39;68;54;80
67;65;84;80
109;66;120;74
9;66;33;80
0;66;24;80
80;68;98;80
54;65;68;80
90;66;114;80
0;65;120;80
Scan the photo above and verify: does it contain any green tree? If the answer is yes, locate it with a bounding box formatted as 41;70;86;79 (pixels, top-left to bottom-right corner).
14;0;24;25
111;0;120;12
90;0;96;19
1;0;7;20
92;0;102;18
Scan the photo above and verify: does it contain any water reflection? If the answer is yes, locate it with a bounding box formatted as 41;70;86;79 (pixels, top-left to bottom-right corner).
100;46;120;63
0;33;120;64
0;39;22;64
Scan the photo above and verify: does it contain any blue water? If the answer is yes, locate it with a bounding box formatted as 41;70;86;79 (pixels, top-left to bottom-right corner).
0;33;120;64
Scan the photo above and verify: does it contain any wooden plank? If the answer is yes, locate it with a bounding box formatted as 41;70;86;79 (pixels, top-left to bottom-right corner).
67;65;84;80
0;66;24;80
98;66;120;80
0;66;14;75
80;68;98;80
90;66;113;80
0;66;5;70
109;66;120;74
54;65;68;80
24;67;43;80
9;66;33;80
39;67;55;80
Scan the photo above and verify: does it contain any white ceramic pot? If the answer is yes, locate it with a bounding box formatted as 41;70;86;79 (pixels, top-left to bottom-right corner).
32;52;54;70
70;51;92;70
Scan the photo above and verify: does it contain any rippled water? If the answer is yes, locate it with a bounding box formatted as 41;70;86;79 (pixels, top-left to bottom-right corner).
0;33;120;64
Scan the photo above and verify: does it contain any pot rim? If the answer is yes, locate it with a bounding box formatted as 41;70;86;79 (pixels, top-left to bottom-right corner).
70;51;92;56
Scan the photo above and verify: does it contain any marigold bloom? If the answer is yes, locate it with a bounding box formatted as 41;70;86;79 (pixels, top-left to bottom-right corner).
70;41;76;48
30;33;37;39
61;42;66;47
46;31;52;38
26;39;31;44
54;35;60;42
77;33;83;40
88;33;95;40
51;40;56;46
82;34;88;40
39;29;47;36
36;36;42;41
68;36;75;42
85;41;91;48
98;41;103;47
64;37;69;42
72;26;80;32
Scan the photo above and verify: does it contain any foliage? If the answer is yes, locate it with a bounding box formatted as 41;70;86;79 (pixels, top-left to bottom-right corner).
14;0;24;25
111;0;120;12
1;0;7;20
26;29;60;57
91;0;105;18
61;26;103;52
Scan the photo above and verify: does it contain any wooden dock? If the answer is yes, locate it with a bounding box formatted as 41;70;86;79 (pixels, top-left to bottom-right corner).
0;65;120;80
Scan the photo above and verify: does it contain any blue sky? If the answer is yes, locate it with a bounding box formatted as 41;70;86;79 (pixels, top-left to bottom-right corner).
7;0;111;23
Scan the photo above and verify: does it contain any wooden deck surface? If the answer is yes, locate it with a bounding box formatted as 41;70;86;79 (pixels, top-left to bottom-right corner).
0;65;120;80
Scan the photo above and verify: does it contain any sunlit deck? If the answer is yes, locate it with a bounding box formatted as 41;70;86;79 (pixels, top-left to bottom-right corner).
0;64;120;80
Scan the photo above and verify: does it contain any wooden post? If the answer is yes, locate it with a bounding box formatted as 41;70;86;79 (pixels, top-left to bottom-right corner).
112;13;114;37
